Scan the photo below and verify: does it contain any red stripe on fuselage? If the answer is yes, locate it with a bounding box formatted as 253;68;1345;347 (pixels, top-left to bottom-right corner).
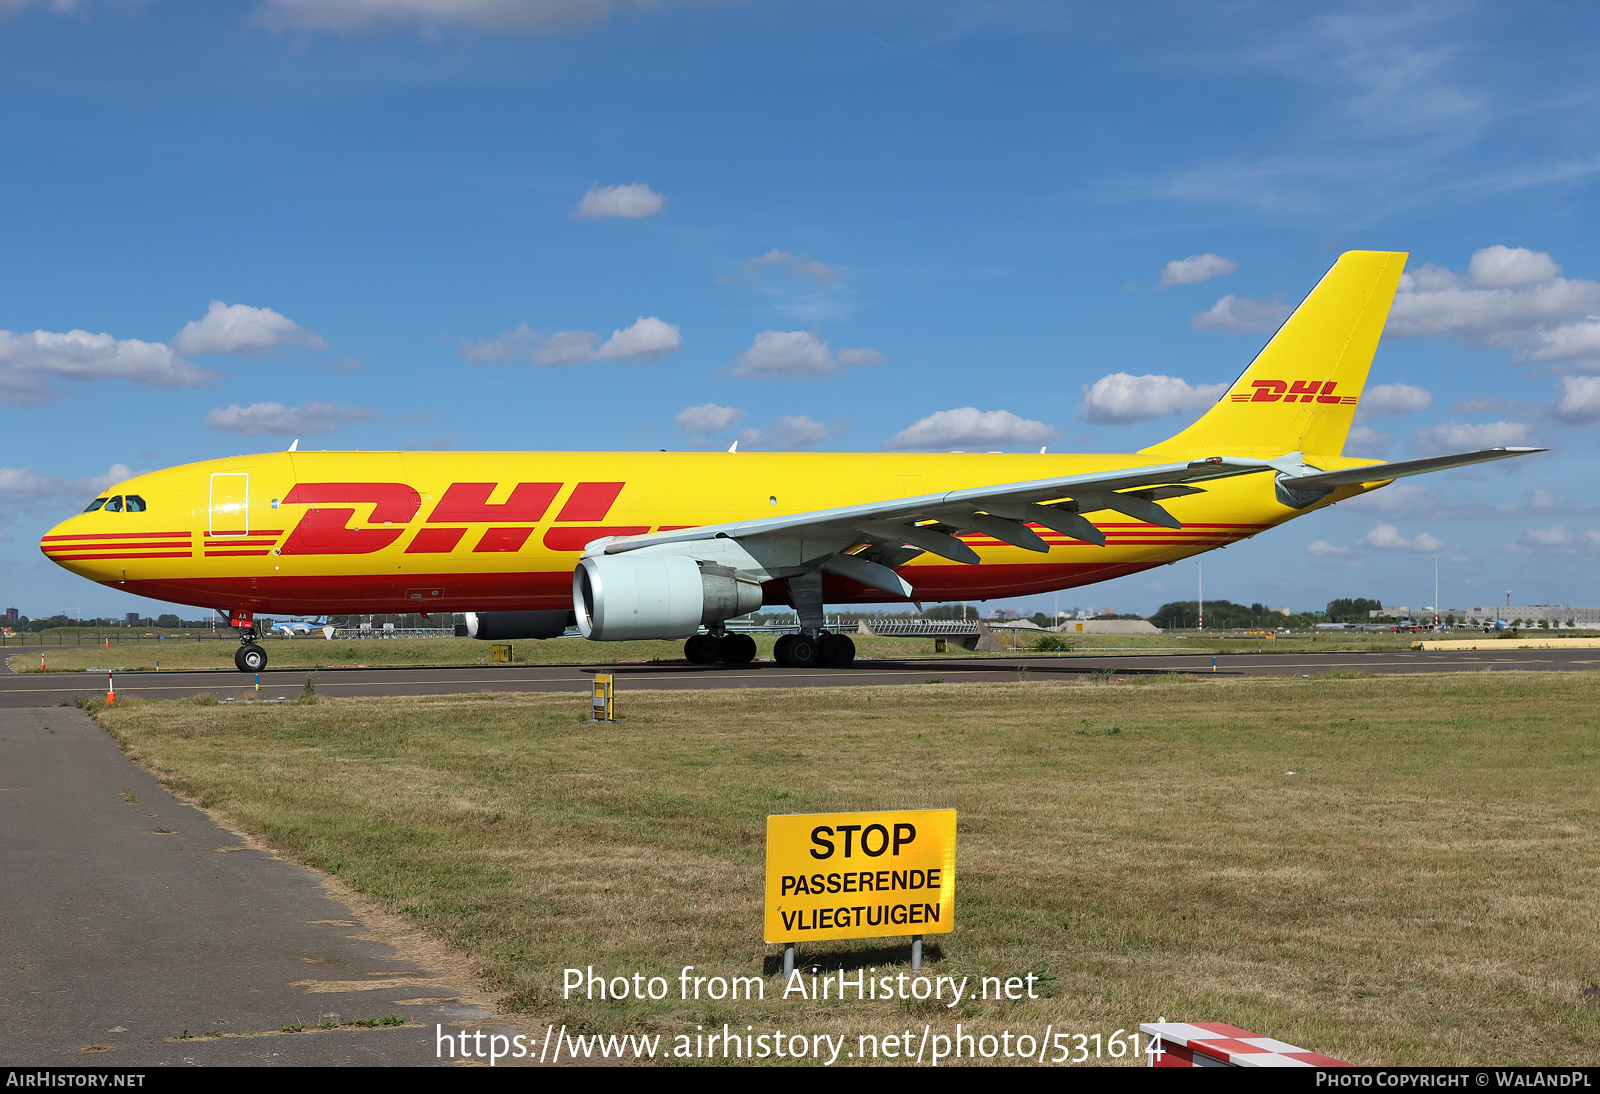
42;531;193;541
46;551;194;561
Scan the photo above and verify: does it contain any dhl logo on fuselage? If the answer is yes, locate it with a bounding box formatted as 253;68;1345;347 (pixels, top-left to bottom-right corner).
1229;380;1359;405
270;481;648;557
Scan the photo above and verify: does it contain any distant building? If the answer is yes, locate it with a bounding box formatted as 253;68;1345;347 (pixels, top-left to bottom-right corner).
126;612;140;626
1451;605;1600;628
1271;607;1291;616
4;607;16;625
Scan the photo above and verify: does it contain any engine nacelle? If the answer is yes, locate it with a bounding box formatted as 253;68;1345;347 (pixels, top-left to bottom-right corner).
460;610;575;640
573;554;763;641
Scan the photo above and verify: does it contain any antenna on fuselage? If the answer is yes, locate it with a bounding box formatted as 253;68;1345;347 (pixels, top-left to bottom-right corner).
287;439;299;452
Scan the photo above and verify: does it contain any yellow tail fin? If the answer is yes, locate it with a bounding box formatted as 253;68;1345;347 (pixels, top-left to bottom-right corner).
1141;250;1408;460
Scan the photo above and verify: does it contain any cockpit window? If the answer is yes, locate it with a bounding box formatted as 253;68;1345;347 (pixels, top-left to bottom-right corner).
124;495;147;512
104;496;124;513
84;498;109;513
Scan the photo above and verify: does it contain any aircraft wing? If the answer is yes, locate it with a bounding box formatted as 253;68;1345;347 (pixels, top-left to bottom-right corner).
598;455;1289;595
1278;447;1545;488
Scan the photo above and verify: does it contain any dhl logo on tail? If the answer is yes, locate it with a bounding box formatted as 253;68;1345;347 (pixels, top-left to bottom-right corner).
1229;381;1359;405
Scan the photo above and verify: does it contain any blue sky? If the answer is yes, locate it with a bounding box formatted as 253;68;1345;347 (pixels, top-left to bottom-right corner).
3;0;1599;620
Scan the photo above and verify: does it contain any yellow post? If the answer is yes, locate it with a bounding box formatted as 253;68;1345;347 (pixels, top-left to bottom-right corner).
592;673;615;722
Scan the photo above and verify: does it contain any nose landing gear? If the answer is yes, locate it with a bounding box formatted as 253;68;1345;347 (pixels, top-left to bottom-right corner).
234;638;268;673
219;608;268;672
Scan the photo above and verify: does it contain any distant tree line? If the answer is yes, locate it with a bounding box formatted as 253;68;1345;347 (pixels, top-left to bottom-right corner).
1148;600;1321;629
1325;598;1383;623
5;613;208;631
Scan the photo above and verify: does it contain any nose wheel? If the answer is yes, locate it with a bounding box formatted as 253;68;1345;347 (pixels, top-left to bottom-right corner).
234;638;268;673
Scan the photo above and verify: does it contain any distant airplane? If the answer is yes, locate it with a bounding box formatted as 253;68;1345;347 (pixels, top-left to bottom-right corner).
41;251;1541;672
266;615;329;637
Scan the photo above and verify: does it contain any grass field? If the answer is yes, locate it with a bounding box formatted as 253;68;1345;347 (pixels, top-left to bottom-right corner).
10;630;1433;673
91;672;1600;1066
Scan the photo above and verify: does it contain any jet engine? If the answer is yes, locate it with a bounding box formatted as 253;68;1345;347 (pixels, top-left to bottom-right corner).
460;610;575;640
573;554;762;641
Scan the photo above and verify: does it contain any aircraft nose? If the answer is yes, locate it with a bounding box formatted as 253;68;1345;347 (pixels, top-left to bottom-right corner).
39;513;108;578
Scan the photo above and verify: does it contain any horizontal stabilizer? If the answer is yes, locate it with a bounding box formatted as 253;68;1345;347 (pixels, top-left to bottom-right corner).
1285;447;1545;488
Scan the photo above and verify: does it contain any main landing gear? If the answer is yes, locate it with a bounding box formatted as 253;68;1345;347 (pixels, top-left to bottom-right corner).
684;631;758;666
773;631;855;668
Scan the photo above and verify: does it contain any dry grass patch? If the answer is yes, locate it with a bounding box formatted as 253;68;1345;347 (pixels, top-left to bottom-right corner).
97;673;1600;1065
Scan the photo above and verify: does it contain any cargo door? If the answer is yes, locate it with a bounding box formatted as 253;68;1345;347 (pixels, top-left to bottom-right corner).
209;473;250;537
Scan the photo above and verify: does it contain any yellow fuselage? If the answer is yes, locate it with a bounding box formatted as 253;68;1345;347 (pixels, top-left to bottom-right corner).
40;450;1370;616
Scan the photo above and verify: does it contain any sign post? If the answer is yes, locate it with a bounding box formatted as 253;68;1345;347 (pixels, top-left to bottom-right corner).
765;809;955;974
591;673;615;722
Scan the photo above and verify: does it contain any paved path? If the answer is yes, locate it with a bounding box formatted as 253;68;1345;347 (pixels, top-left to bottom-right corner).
0;706;539;1066
1;648;1596;708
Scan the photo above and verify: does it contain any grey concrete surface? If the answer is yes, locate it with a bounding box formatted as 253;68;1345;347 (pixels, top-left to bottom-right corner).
0;706;541;1066
1;647;1597;708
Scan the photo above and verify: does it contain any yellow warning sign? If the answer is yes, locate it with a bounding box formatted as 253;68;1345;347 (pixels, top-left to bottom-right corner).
764;809;956;943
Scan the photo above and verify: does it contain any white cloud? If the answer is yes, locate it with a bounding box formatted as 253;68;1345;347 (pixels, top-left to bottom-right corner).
574;182;666;220
592;316;682;362
1551;375;1600;424
1530;488;1558;509
884;407;1058;452
1356;524;1443;552
1523;321;1600;365
1078;372;1226;424
737;415;839;450
1521;525;1572;546
1158;253;1238;288
1305;539;1350;556
731;330;882;379
742;249;840;287
204;401;381;436
675;403;744;436
171;301;326;356
1386;247;1600;362
0;328;211;406
0;463;132;515
1412;419;1534;453
1509;524;1600;553
1191;294;1292;334
1466;245;1563;288
1358;382;1433;418
258;0;619;34
1344;424;1391;455
459;316;681;366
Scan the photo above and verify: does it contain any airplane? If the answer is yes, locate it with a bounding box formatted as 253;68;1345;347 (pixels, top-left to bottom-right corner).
39;250;1542;673
267;615;330;637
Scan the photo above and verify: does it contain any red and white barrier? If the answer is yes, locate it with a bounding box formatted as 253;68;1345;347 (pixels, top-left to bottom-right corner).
1139;1021;1349;1067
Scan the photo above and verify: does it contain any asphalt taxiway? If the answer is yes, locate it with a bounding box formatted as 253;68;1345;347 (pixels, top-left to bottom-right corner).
2;647;1595;708
0;706;551;1066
